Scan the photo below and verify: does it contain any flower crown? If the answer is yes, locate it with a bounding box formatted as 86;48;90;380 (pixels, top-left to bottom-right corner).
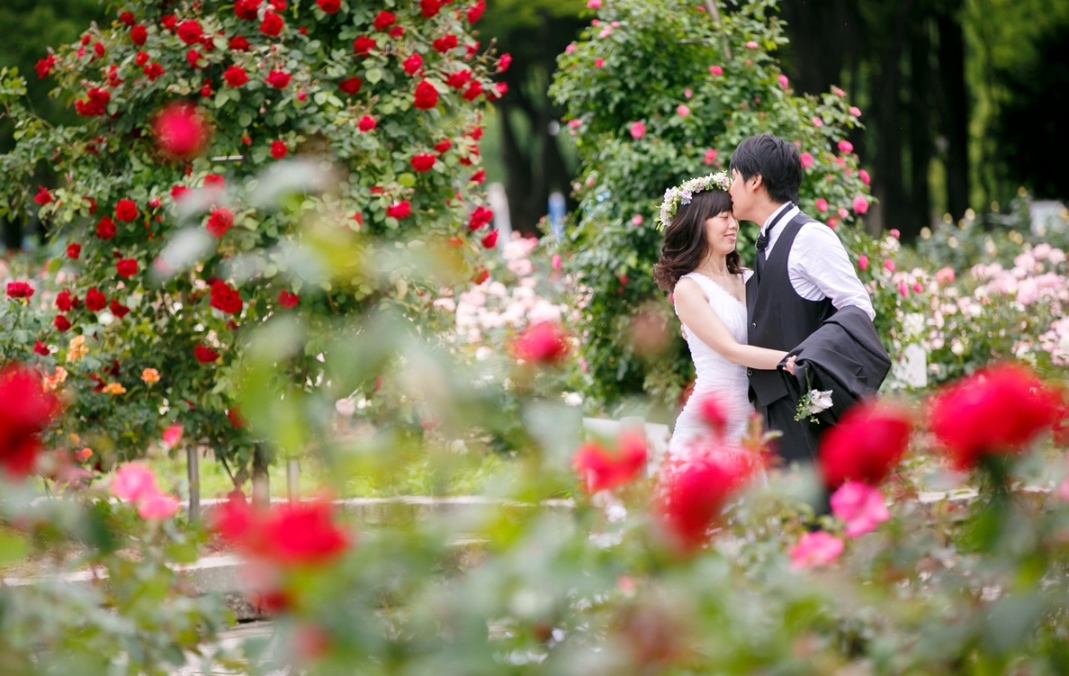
657;171;731;230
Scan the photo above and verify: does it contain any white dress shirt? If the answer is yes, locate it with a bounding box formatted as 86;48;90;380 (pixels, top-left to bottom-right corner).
759;202;876;320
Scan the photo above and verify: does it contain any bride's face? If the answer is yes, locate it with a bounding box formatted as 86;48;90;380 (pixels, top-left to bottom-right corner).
704;210;739;256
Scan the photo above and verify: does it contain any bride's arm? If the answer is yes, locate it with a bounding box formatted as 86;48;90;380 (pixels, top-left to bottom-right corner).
674;279;788;370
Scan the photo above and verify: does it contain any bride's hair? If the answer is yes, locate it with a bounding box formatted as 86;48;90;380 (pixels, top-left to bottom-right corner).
653;189;741;291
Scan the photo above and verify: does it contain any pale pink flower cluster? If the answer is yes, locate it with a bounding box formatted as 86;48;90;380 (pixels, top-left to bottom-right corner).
447;235;574;352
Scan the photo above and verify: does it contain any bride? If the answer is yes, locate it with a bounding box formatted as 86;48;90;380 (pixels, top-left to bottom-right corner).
653;172;788;455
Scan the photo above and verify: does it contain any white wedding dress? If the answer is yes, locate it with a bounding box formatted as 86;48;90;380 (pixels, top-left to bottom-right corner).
668;271;756;455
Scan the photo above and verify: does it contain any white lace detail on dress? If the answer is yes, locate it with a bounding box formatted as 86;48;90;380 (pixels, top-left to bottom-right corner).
669;272;755;455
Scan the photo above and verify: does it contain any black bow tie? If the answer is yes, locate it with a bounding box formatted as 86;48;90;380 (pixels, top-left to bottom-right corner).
756;203;793;254
755;231;770;253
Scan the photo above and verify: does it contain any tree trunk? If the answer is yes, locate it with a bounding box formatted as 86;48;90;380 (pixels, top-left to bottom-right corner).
906;14;933;239
935;4;970;221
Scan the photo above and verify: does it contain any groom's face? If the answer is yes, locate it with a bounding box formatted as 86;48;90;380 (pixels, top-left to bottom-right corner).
728;168;755;221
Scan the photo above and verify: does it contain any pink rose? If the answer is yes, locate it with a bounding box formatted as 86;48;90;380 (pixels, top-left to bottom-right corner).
935;267;955;285
138;492;180;520
777;74;789;89
676;104;690;117
857;254;869;271
112;463;159;503
684;88;693;99
629;121;646;139
890;228;900;238
594;57;605;68
812;117;824;127
162;424;183;448
850;106;861;117
838;140;854;154
853;196;869;214
884;259;895;272
898;281;909;297
745;40;758;49
631;214;644;226
815;198;828;212
859;169;871;185
704;148;718;165
551;254;562;271
709;65;723;76
913;282;924;293
838;207;849;219
830;482;890;538
800;152;814;169
789;531;844;569
587;0;601;7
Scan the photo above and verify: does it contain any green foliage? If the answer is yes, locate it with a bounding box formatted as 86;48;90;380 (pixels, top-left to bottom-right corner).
549;0;872;412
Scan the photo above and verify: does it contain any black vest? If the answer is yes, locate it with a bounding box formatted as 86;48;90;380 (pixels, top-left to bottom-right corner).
746;212;836;408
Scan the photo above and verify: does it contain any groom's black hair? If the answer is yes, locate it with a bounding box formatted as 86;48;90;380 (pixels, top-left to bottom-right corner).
729;134;802;204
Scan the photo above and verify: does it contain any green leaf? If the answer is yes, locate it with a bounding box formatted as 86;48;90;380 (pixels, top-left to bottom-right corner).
365;68;383;84
0;528;28;566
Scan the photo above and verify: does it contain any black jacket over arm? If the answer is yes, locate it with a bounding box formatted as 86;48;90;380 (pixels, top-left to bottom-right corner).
784;306;891;425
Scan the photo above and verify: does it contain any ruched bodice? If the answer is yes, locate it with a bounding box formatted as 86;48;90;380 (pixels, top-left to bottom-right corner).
669;271;755;454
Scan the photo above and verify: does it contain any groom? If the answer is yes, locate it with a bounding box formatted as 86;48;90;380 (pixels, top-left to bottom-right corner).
728;134;875;468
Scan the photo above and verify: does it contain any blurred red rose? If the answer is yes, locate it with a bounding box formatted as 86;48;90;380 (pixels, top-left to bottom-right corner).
512;322;569;364
278;290;299;309
206;208;234;237
573;430;647;493
655;447;751;552
114;199;139;222
153;103;211;160
413;80;439;109
194;345;220;364
209;280;243;314
0;364;62;478
116;258;139;278
6;282;34;299
85;287;107;312
819;401;913;487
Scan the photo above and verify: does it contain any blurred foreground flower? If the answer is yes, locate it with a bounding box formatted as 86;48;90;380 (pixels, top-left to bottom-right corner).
111;462;180;520
511;321;570;365
928;362;1064;470
0;364;63;478
655;446;752;553
573;429;647;493
830;481;890;537
213;496;350;567
152;102;211;160
789;531;844;569
819;400;912;488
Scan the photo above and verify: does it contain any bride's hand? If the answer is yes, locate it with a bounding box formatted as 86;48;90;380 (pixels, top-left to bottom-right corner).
783;355;797;375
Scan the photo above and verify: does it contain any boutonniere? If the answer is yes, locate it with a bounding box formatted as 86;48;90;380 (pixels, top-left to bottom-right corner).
795;388;833;424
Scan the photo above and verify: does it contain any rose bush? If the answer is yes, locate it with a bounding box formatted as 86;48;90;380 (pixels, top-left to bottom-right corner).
0;0;503;483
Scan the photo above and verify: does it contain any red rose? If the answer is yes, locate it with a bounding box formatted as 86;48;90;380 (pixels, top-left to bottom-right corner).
490;82;508;99
153;103;210;160
410;153;436;172
420;0;443;18
226;407;246;428
385;201;411;219
480;229;498;249
928;363;1065;470
462;80;484;101
109;300;130;318
389;26;405;38
185;49;205;69
53;315;72;332
205;174;225;188
130;24;148;46
143;62;165;81
93;42;106;59
469;169;486;183
213;499;349;566
573;431;647;493
85;288;107;312
96;217;117;239
316;0;341;13
357;115;376;132
352;36;377;56
819;401;913;487
512;322;569;364
402;54;423;76
54;290;74;312
223;65;249;87
74;88;111;116
260;11;284;36
497;53;512;72
234;0;261;20
372;10;396;31
161;14;177;31
265;69;291;89
66;243;81;259
135;50;150;66
177;19;203;45
471;266;489;284
114;199;139;222
34;341;51;356
466;0;486;23
6;282;34;299
446;69;472;89
434;139;452;154
194;345;220;363
270;140;288;159
171;185;190;202
116;258;139;278
468;126;484;140
119;11;135;26
229;35;251;51
33;186;52;206
338;76;362;94
0;364;63;478
209;279;243;314
278;290;299;308
468;206;493;230
413;80;439;110
206;208;235;237
432;34;458;53
35;55;56;79
655;446;751;552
